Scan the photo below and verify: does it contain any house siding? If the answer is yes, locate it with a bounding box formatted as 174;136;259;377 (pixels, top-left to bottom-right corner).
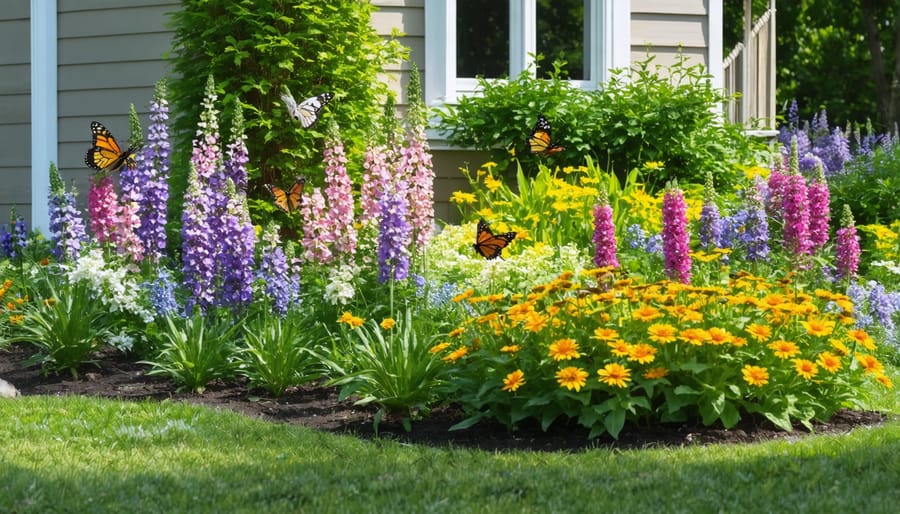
56;0;178;204
0;1;31;222
631;0;711;69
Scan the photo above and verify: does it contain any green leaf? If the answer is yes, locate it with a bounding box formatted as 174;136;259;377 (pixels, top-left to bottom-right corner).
603;409;626;439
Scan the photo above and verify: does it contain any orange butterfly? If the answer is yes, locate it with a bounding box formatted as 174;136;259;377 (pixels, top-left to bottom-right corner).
527;114;565;156
85;121;139;172
266;178;306;214
473;219;517;260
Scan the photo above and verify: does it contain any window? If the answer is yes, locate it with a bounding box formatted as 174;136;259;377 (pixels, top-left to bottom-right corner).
425;0;630;106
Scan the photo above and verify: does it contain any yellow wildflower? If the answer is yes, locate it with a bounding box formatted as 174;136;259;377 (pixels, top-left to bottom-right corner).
793;359;818;380
556;366;589;392
767;340;800;359
742;365;769;387
548;338;581;361
501;370;526;392
597;363;632;388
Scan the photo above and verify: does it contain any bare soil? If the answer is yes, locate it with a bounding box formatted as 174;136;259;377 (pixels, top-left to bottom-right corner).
0;343;890;452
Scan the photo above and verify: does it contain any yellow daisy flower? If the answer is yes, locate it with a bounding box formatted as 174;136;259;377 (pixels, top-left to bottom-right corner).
793;359;818;380
627;343;657;364
647;323;678;344
816;351;842;373
742;365;769;387
556;366;589;392
767;340;800;359
597;363;632;388
548;338;581;361
501;370;525;392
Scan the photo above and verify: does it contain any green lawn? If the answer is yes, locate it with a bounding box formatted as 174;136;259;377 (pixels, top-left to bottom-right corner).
1;394;898;514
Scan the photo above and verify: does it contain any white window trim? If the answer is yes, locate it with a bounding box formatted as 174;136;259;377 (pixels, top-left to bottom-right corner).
424;0;631;108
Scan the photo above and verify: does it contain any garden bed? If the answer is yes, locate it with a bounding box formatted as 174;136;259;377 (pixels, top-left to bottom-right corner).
1;342;888;452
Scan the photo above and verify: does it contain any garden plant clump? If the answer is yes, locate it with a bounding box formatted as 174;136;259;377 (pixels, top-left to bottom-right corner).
1;61;897;442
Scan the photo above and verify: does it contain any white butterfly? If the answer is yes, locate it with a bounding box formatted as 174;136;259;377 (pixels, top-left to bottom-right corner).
280;90;334;129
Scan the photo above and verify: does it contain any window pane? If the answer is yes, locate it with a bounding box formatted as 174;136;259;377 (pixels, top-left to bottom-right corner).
536;0;586;80
457;0;509;78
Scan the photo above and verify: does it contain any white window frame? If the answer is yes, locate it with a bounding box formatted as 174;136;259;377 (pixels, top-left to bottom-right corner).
424;0;631;107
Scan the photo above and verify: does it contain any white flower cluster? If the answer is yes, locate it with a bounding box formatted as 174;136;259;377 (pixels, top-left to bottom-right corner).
66;248;154;322
324;262;360;305
871;260;900;276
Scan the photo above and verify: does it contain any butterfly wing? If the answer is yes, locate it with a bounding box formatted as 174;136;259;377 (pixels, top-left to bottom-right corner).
295;93;334;129
286;177;306;213
85;121;137;171
473;219;517;260
267;177;306;214
527;114;565;156
266;184;290;213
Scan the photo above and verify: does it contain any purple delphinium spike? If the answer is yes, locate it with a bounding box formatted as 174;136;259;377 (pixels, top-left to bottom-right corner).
131;79;171;262
698;171;723;250
47;164;87;261
782;137;812;256
377;185;412;283
661;181;691;284
591;189;619;268
258;225;297;316
181;165;216;314
835;204;860;280
224;104;249;192
741;177;770;262
217;182;256;311
807;163;830;252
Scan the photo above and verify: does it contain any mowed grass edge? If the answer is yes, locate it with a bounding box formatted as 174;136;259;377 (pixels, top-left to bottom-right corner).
1;395;898;514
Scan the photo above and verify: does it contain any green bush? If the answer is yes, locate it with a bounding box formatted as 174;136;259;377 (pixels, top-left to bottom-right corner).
436;55;768;191
167;0;407;217
828;144;900;226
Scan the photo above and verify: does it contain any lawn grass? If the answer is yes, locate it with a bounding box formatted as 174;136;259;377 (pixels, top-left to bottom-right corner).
1;393;898;514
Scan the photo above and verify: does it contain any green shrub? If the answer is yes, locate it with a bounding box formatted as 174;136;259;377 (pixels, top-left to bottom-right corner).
143;311;242;393
828;144;900;226
167;0;407;223
240;308;323;397
6;275;112;378
325;308;448;432
436;55;768;191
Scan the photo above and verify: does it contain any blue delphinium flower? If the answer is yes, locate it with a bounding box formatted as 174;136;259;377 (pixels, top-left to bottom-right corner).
131;79;171;262
1;214;28;259
145;267;181;318
49;191;87;261
624;224;646;250
181;165;216;314
224;104;249;192
737;179;770;262
429;282;459;307
645;234;663;255
217;185;256;311
260;245;293;315
377;187;412;283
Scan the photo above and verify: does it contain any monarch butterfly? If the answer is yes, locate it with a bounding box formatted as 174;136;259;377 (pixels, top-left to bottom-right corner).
266;177;306;214
281;91;334;129
473;219;517;260
85;121;139;172
527;113;565;156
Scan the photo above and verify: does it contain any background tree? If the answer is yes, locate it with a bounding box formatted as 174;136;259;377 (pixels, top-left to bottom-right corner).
725;0;898;130
167;0;406;231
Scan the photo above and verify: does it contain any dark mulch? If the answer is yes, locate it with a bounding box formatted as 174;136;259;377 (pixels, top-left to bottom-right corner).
1;343;890;452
